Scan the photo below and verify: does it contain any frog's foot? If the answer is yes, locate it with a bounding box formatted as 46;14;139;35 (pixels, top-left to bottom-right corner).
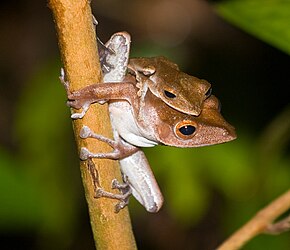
103;32;131;81
70;102;90;119
100;178;132;213
80;126;139;160
87;159;132;213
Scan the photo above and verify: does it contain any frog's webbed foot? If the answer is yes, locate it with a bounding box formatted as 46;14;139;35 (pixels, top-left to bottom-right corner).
87;159;132;213
80;126;139;160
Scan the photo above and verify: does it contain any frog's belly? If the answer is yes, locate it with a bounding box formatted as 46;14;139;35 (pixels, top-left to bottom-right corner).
109;102;158;147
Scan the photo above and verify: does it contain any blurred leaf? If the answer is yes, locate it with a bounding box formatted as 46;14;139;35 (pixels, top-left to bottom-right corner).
144;146;209;225
202;138;256;199
11;62;80;245
0;147;42;229
216;0;290;55
246;232;290;250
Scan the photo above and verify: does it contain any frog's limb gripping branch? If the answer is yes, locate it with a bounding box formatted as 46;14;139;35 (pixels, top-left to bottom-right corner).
80;126;139;160
65;81;139;117
87;159;132;213
60;68;98;119
217;189;290;250
60;69;139;120
60;68;90;119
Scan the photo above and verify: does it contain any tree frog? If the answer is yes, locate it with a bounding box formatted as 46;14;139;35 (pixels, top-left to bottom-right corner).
76;89;236;212
61;32;236;212
128;56;212;116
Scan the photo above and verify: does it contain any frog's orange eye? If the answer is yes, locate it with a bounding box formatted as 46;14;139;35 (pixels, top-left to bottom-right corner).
164;90;176;98
175;120;197;139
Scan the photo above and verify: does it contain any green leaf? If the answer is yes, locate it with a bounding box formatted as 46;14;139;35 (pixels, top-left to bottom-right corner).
216;0;290;55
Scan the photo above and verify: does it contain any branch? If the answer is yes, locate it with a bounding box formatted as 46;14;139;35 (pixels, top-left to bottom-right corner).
217;189;290;250
48;0;137;249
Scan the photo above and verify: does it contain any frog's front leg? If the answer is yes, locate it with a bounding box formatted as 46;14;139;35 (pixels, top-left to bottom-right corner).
60;69;139;119
127;60;157;112
87;159;132;213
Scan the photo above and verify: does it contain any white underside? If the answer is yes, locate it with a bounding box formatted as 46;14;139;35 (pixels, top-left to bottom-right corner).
109;101;158;147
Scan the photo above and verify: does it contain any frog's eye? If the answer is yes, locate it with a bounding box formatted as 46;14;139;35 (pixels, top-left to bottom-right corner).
175;120;197;139
164;90;176;99
179;125;195;135
205;87;212;98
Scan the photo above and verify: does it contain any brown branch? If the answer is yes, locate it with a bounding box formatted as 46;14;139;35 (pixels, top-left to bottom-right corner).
48;0;137;249
217;189;290;250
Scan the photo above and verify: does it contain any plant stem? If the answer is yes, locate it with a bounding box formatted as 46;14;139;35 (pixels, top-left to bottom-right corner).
217;189;290;250
48;0;137;249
